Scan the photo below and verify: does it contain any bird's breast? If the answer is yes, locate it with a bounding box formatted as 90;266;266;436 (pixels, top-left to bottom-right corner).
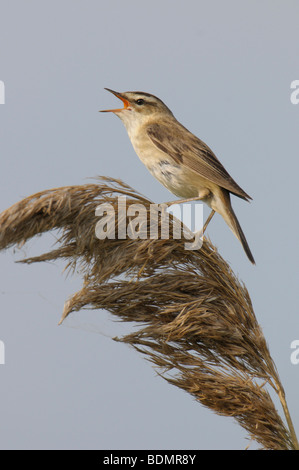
135;145;200;198
129;128;205;198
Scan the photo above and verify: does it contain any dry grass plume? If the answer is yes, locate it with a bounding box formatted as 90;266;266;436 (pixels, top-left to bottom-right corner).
0;177;297;450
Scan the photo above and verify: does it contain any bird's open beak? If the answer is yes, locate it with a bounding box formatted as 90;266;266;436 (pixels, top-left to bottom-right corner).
100;88;130;113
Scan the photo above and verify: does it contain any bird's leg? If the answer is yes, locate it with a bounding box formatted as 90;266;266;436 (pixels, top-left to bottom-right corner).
183;209;216;251
159;190;215;238
162;196;200;206
161;189;211;208
201;209;215;235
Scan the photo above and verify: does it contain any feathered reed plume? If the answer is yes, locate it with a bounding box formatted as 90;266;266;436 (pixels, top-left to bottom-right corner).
0;177;297;450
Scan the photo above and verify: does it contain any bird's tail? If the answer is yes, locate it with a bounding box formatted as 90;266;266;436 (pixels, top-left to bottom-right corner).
214;191;255;264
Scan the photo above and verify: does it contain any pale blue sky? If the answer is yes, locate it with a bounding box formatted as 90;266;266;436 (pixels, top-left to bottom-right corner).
0;0;299;449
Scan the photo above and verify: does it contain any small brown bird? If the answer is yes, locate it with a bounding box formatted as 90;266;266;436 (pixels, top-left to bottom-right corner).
101;89;255;264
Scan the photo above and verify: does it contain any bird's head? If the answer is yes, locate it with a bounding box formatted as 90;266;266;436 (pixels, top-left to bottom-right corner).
101;89;173;131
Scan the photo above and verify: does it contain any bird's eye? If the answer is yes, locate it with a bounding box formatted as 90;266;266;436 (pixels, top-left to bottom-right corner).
136;99;145;106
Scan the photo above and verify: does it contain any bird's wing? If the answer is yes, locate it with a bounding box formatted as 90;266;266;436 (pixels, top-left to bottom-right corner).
146;121;251;201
